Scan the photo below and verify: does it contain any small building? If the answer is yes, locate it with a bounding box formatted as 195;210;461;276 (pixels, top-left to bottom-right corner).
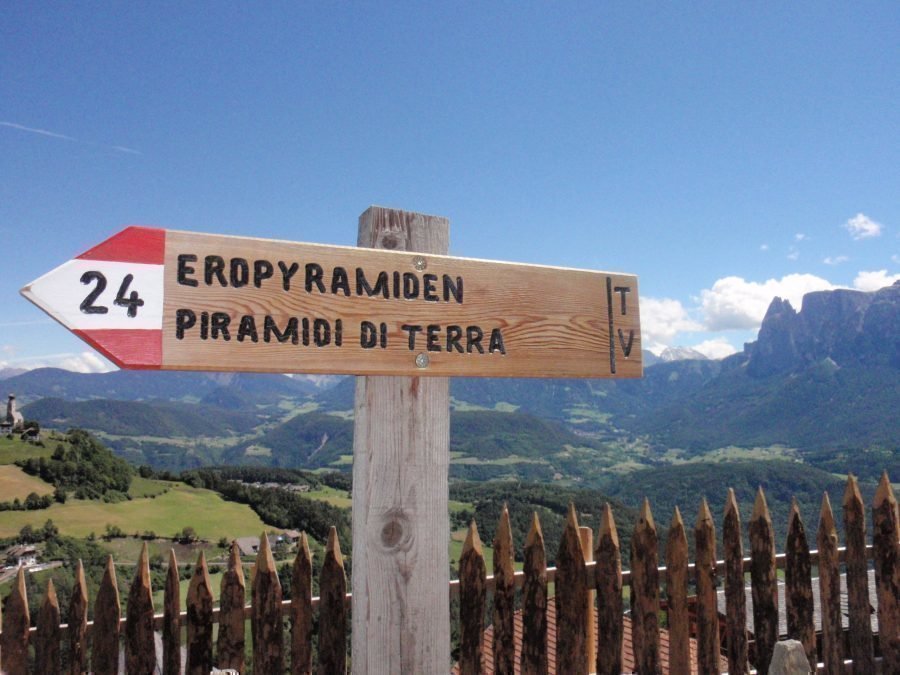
234;534;280;558
282;529;302;543
6;544;38;568
1;393;25;435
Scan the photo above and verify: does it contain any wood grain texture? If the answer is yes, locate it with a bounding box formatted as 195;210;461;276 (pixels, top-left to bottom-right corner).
596;504;623;675
163;549;181;675
92;556;120;675
784;499;815;672
252;532;284;674
748;487;777;674
67;559;89;675
35;579;61;675
873;472;900;674
579;525;596;673
665;508;689;675
186;551;214;675
160;225;641;378
125;542;156;675
630;499;660;675
291;532;314;675
722;489;748;675
318;527;347;675
217;540;246;672
842;474;875;673
458;521;486;675
521;513;548;675
493;505;516;675
556;505;587;675
351;207;451;674
1;567;29;674
694;499;720;675
816;493;843;675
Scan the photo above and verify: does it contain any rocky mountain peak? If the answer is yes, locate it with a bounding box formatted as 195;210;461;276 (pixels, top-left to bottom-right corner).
658;346;708;362
747;282;900;377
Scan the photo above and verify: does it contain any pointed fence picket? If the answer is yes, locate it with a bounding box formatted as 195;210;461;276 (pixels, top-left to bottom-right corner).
2;474;898;674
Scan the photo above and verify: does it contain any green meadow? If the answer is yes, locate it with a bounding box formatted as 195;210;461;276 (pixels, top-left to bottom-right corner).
0;481;270;541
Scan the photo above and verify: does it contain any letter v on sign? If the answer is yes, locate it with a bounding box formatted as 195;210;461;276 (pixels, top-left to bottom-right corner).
22;225;642;378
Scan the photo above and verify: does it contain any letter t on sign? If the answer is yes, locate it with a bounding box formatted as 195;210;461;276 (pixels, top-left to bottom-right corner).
606;278;636;373
351;206;451;674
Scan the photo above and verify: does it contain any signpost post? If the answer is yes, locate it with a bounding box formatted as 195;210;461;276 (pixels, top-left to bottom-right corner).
22;207;642;674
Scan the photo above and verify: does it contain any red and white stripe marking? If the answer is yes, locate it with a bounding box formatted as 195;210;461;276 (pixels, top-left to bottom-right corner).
21;226;166;369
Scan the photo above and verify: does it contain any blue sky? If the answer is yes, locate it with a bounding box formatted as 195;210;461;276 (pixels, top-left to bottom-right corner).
2;3;898;372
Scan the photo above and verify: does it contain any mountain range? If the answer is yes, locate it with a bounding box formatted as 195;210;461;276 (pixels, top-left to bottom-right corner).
6;283;897;482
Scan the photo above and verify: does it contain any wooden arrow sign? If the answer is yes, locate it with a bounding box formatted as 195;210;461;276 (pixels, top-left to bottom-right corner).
21;226;642;378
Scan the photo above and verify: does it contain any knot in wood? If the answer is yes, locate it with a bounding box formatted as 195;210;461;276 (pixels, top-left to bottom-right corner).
378;509;412;552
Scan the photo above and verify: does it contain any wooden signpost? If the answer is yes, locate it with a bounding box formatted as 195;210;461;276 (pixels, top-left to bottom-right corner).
21;221;641;378
22;206;642;674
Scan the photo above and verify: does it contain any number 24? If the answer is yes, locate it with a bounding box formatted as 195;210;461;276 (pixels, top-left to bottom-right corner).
80;271;144;317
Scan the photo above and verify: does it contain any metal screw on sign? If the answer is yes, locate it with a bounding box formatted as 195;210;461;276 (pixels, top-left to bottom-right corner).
412;255;427;271
415;353;430;368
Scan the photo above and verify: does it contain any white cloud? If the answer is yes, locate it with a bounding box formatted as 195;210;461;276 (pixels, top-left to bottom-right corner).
699;274;836;331
823;255;848;265
892;254;900;264
853;270;900;291
0;121;78;142
843;213;882;240
795;233;807;241
787;248;800;261
1;120;141;155
8;351;115;373
690;338;739;360
760;244;769;251
640;297;703;353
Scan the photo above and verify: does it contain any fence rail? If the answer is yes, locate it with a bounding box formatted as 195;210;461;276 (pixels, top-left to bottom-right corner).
1;472;898;674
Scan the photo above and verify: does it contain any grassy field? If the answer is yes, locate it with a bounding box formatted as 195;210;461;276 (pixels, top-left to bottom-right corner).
0;482;271;541
304;485;352;508
0;464;55;499
0;435;55;464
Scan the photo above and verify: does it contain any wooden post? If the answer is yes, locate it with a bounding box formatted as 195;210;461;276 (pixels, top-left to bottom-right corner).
458;521;486;675
35;579;61;675
557;504;588;675
665;507;689;675
92;556;120;675
723;489;748;675
217;541;246;672
186;551;214;675
595;504;623;675
162;549;181;675
748;487;777;674
784;499;815;672
630;498;660;675
1;567;29;674
252;533;284;673
694;499;720;675
318;527;348;675
493;504;516;674
843;474;875;673
291;532;314;675
521;513;548;675
872;471;899;674
351;205;451;674
125;542;156;674
816;492;842;675
67;559;89;675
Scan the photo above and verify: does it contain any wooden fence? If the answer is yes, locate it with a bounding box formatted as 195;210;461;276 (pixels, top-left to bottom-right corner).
1;472;897;674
